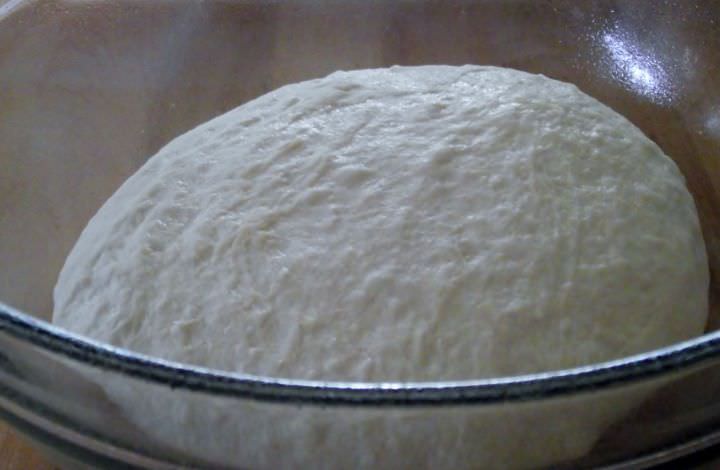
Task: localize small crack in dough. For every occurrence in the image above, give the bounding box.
[53,65,709,382]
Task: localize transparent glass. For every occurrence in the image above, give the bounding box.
[0,0,719,468]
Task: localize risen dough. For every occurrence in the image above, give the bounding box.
[53,65,708,381]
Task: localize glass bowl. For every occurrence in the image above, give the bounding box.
[1,0,719,468]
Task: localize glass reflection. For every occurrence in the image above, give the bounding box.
[601,28,672,104]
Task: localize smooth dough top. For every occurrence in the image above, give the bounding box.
[53,65,709,381]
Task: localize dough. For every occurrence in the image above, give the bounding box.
[53,65,709,381]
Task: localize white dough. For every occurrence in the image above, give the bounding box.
[53,65,708,382]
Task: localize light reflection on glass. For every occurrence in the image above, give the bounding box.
[601,29,672,104]
[0,0,25,19]
[705,111,720,138]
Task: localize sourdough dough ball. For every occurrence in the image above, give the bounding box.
[53,65,708,381]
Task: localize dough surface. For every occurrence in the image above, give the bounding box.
[53,65,708,381]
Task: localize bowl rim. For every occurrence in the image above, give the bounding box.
[2,302,720,406]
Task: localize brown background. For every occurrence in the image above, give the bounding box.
[0,422,53,469]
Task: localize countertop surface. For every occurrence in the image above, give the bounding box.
[0,422,54,470]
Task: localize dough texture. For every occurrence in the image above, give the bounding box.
[53,65,708,381]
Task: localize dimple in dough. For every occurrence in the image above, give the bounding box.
[53,65,709,382]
